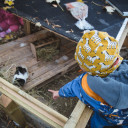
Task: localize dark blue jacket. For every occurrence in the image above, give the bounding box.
[59,60,128,125]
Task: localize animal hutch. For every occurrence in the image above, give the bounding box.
[0,0,128,127]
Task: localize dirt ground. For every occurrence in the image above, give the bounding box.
[28,66,82,118]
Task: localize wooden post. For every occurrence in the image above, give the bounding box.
[24,20,31,35]
[75,106,93,128]
[64,100,93,128]
[0,94,26,128]
[116,18,128,50]
[123,34,128,48]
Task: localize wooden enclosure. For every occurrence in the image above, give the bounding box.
[0,30,77,91]
[0,18,128,128]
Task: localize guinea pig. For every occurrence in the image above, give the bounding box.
[13,66,29,87]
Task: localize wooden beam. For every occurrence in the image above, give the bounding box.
[116,18,128,50]
[0,30,49,53]
[123,35,128,48]
[0,77,68,128]
[75,106,93,128]
[64,100,85,128]
[24,59,77,90]
[64,100,93,128]
[24,20,31,35]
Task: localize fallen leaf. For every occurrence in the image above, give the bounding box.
[44,18,50,25]
[66,31,71,33]
[52,4,57,8]
[54,25,61,28]
[35,22,41,27]
[66,29,74,33]
[104,6,115,14]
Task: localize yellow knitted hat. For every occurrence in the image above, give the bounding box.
[75,30,123,77]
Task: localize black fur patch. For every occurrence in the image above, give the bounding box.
[15,66,27,75]
[13,78,25,87]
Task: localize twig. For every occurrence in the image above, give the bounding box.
[91,1,104,7]
[5,64,16,74]
[57,3,64,11]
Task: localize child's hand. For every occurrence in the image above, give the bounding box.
[48,89,59,100]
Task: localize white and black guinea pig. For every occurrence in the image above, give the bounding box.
[13,66,29,87]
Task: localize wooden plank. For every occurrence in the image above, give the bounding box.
[28,63,54,80]
[1,55,35,73]
[75,107,93,128]
[27,49,75,81]
[24,59,77,90]
[30,43,38,59]
[0,77,68,128]
[64,100,87,128]
[123,35,128,48]
[24,20,31,35]
[0,43,29,57]
[116,18,128,50]
[0,30,49,53]
[0,46,31,64]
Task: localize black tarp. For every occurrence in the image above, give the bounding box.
[0,0,125,42]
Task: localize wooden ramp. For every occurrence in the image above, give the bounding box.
[0,30,77,91]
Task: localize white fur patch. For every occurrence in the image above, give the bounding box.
[13,72,29,83]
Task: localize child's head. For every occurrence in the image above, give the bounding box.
[75,30,123,77]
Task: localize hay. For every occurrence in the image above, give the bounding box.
[0,72,10,82]
[36,42,59,61]
[27,88,43,99]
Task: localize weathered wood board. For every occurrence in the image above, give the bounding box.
[0,30,77,91]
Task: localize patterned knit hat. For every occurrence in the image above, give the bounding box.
[75,30,123,77]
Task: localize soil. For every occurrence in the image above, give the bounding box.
[28,66,82,118]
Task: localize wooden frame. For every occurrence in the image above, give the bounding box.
[0,29,77,91]
[0,77,68,128]
[30,32,60,61]
[0,18,128,128]
[24,20,31,35]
